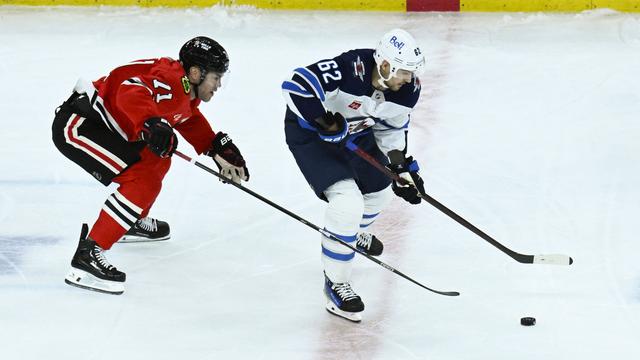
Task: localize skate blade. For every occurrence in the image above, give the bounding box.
[118,234,170,243]
[65,269,124,295]
[325,302,362,323]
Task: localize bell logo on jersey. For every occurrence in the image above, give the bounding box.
[181,76,191,94]
[389,36,405,50]
[348,101,362,110]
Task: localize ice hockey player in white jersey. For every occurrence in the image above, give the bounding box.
[281,29,427,322]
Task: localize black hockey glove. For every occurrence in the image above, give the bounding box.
[388,154,425,205]
[140,118,178,158]
[315,112,348,144]
[207,132,249,183]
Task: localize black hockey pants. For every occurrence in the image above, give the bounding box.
[51,92,144,186]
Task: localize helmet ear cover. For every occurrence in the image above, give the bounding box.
[185,64,214,86]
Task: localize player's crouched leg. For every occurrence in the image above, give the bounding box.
[357,186,393,256]
[322,179,366,322]
[115,148,172,244]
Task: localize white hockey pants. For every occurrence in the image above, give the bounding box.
[322,179,393,283]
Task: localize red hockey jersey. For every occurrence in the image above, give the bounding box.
[93,57,215,154]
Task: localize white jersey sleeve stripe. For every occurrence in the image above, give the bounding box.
[123,77,153,95]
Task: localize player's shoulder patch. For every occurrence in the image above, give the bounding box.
[338,49,374,85]
[353,56,366,82]
[181,76,191,94]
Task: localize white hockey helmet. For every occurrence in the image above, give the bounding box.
[374,28,425,80]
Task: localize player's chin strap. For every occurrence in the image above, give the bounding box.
[375,64,391,89]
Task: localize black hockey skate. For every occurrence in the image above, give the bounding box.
[356,232,383,256]
[119,217,170,243]
[65,223,125,295]
[324,273,364,322]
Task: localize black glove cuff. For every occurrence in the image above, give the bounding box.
[316,112,348,143]
[210,132,232,155]
[209,132,246,168]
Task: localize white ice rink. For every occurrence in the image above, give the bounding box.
[1,5,640,359]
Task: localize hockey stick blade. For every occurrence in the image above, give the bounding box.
[378,263,460,296]
[533,254,574,265]
[338,231,459,297]
[510,252,574,265]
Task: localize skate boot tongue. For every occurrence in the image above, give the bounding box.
[92,245,116,270]
[356,232,384,256]
[357,233,373,249]
[333,282,359,302]
[137,217,157,232]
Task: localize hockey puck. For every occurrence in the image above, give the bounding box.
[520,317,536,326]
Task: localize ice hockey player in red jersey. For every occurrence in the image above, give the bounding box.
[52,36,249,295]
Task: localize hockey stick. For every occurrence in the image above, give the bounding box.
[174,150,459,297]
[345,141,573,266]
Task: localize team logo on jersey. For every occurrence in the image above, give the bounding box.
[195,40,211,51]
[353,56,365,81]
[347,117,375,134]
[413,77,421,93]
[348,101,362,110]
[181,76,191,94]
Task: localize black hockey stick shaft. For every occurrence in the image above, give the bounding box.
[174,150,459,297]
[345,141,573,265]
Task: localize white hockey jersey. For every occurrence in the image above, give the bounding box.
[281,48,421,155]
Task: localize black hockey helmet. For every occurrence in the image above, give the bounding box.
[179,36,229,74]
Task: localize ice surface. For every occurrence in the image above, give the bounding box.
[1,6,640,359]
